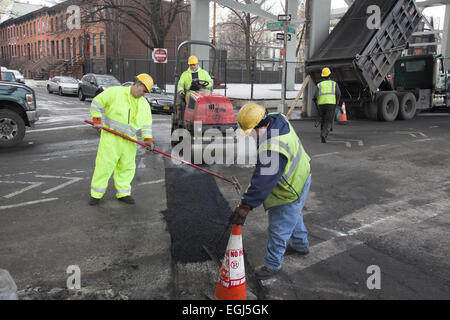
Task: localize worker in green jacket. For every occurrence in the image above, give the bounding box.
[89,73,155,206]
[313,67,341,143]
[176,55,213,121]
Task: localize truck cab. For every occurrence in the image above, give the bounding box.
[395,54,450,110]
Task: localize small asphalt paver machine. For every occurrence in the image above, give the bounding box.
[171,40,237,163]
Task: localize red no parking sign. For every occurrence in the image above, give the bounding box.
[153,48,168,63]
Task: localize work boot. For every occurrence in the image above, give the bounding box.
[255,266,280,280]
[117,196,135,205]
[285,244,309,256]
[89,197,101,206]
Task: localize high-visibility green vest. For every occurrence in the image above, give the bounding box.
[317,80,337,105]
[90,86,153,140]
[259,114,311,210]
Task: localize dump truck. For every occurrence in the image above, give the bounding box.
[305,0,444,121]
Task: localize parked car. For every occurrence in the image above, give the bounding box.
[1,71,17,82]
[47,76,79,95]
[9,70,25,84]
[0,81,39,147]
[78,74,121,101]
[144,85,174,114]
[122,81,173,114]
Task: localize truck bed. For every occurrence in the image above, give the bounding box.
[306,0,422,98]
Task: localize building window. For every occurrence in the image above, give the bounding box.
[100,32,104,56]
[51,40,55,57]
[79,36,83,57]
[51,18,53,33]
[62,39,65,59]
[38,21,40,34]
[56,40,59,58]
[26,24,29,37]
[47,40,49,57]
[55,17,58,32]
[92,34,97,57]
[73,37,76,57]
[33,22,36,35]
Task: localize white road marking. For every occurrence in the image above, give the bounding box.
[413,138,435,143]
[276,194,450,277]
[138,179,165,186]
[27,125,88,133]
[0,198,59,210]
[312,152,340,158]
[1,181,44,199]
[34,175,84,194]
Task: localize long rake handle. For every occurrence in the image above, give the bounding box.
[84,120,239,187]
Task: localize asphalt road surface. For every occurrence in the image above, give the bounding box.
[1,85,449,300]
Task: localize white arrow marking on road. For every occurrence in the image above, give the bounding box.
[0,198,59,211]
[34,175,84,194]
[1,181,45,199]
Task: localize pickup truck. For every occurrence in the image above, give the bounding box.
[0,81,39,147]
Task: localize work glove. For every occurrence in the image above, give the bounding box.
[230,203,251,226]
[144,138,155,152]
[189,80,200,91]
[92,117,102,132]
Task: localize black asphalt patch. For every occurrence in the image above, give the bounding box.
[163,162,233,263]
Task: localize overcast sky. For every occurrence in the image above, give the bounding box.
[16,0,448,30]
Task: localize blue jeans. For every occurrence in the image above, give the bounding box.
[265,174,311,270]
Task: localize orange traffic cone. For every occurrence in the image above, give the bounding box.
[214,224,246,300]
[338,102,348,124]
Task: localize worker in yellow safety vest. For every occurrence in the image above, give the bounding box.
[313,67,341,143]
[176,55,213,121]
[230,103,312,280]
[89,73,155,206]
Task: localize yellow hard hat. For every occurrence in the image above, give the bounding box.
[237,103,267,136]
[188,56,199,65]
[136,73,154,92]
[321,67,331,77]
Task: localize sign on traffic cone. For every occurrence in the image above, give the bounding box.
[338,102,348,124]
[214,224,246,300]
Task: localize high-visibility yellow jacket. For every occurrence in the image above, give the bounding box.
[90,86,153,141]
[177,66,213,102]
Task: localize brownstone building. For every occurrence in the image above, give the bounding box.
[0,0,189,82]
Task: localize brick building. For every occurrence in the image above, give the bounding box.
[0,0,189,81]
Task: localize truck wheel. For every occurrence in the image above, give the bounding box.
[78,89,86,101]
[377,92,399,121]
[397,92,416,120]
[0,110,26,148]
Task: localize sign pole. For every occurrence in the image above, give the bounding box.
[280,0,289,113]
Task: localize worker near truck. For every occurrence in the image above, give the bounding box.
[230,103,312,280]
[313,67,341,143]
[176,56,213,120]
[89,73,155,206]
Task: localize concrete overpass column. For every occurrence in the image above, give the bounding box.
[442,5,450,71]
[286,0,299,91]
[190,0,210,71]
[304,0,331,117]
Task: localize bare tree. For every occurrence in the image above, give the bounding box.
[218,1,274,82]
[78,0,189,88]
